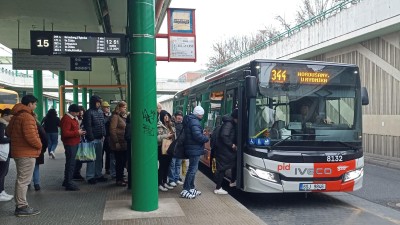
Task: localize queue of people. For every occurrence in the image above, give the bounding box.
[0,94,240,217]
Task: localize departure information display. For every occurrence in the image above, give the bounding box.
[31,31,126,57]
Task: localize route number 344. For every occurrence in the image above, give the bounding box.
[326,155,343,162]
[36,39,50,48]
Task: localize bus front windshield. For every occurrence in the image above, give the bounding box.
[248,62,362,146]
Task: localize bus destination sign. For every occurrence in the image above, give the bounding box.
[30,31,126,57]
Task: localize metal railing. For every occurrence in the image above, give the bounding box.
[209,0,363,72]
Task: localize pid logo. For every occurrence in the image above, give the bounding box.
[277,163,291,172]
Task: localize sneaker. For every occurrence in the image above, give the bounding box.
[180,190,196,199]
[34,184,41,191]
[177,180,184,185]
[96,176,108,182]
[214,188,228,195]
[0,191,13,199]
[189,189,201,196]
[14,206,40,217]
[168,182,177,187]
[65,185,80,191]
[164,183,174,190]
[72,175,85,181]
[229,181,236,187]
[50,152,55,159]
[158,185,168,192]
[0,191,13,201]
[88,178,97,185]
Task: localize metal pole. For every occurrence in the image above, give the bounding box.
[73,79,78,104]
[52,99,57,109]
[33,70,44,121]
[58,71,65,115]
[128,0,158,211]
[89,89,93,98]
[82,88,87,110]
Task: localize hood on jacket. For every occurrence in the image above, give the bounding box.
[0,117,8,125]
[89,95,102,109]
[11,103,32,116]
[222,114,234,123]
[159,110,171,126]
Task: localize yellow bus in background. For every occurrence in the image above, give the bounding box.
[0,88,19,110]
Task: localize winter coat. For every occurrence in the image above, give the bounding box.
[6,103,42,158]
[157,120,175,156]
[109,113,127,151]
[83,95,106,141]
[36,123,48,165]
[41,116,60,133]
[60,113,81,146]
[183,114,209,157]
[0,118,10,144]
[0,118,10,159]
[215,115,237,171]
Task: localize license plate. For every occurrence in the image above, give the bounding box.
[299,183,326,191]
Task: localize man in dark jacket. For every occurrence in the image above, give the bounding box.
[168,110,184,187]
[214,109,238,195]
[83,95,106,184]
[180,106,209,199]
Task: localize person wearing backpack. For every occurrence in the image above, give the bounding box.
[167,110,184,187]
[214,109,238,195]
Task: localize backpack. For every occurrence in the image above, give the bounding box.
[210,125,222,150]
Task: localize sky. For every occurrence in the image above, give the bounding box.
[156,0,300,79]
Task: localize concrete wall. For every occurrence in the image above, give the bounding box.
[308,31,400,160]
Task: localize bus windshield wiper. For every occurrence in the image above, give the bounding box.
[333,141,359,150]
[269,134,327,150]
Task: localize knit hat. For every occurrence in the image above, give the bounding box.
[193,106,204,116]
[68,104,80,113]
[231,108,238,119]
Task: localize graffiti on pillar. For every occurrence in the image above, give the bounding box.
[142,108,157,136]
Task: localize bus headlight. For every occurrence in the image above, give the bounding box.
[343,167,363,182]
[247,165,281,184]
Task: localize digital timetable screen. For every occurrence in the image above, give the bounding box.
[31,31,126,57]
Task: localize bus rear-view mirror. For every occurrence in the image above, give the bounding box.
[245,76,257,98]
[361,87,369,105]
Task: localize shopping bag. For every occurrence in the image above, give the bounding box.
[75,137,96,162]
[161,139,172,155]
[0,143,10,161]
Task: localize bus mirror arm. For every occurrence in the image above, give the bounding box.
[245,76,257,98]
[361,87,369,106]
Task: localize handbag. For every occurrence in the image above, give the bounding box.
[0,143,10,161]
[161,139,172,155]
[75,136,96,162]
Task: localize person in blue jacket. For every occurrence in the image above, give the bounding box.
[180,106,209,199]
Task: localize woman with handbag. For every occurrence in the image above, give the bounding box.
[109,101,128,187]
[0,108,13,201]
[157,110,175,191]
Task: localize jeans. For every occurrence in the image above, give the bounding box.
[183,156,200,191]
[64,145,78,186]
[168,157,182,183]
[14,158,35,208]
[86,139,103,180]
[47,132,59,154]
[109,152,116,177]
[32,164,40,185]
[0,157,10,192]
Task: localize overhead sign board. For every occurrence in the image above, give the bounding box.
[30,31,126,57]
[12,49,92,71]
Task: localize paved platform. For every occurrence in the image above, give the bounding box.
[0,144,266,225]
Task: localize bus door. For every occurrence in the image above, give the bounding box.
[224,88,240,184]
